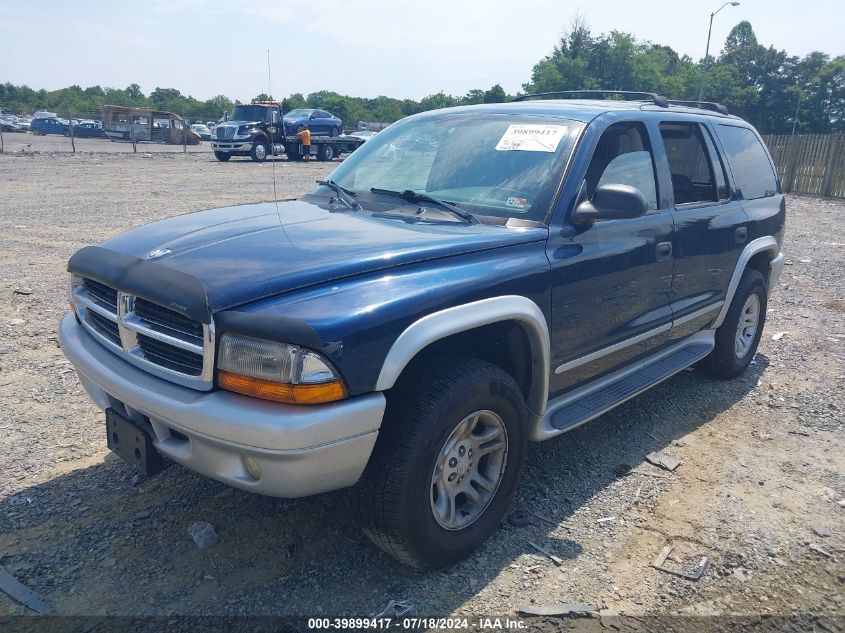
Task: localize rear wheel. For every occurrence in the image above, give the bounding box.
[330,126,340,137]
[214,151,231,162]
[317,143,336,161]
[356,356,528,568]
[701,268,767,378]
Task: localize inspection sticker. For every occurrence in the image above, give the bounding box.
[495,124,567,152]
[506,196,528,209]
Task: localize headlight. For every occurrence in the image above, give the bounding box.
[217,334,346,404]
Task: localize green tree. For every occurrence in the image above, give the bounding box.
[483,84,507,103]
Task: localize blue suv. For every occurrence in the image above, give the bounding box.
[283,108,343,136]
[59,91,785,568]
[31,116,70,136]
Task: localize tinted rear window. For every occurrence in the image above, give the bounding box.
[716,125,778,200]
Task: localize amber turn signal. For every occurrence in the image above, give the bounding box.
[218,370,347,405]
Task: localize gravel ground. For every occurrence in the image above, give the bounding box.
[0,152,843,626]
[0,131,211,154]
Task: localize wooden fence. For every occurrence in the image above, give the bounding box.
[762,133,845,198]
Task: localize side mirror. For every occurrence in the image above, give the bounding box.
[572,184,648,224]
[271,110,279,124]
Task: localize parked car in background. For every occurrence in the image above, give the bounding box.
[0,116,24,132]
[16,116,31,131]
[71,121,106,138]
[346,130,377,142]
[30,117,69,135]
[191,123,212,141]
[283,108,343,136]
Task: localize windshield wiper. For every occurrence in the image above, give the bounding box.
[370,188,477,224]
[317,179,361,211]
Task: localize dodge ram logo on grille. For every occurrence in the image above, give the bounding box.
[145,248,171,260]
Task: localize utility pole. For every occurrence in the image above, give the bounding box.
[698,2,740,104]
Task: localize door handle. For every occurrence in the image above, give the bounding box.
[656,241,672,261]
[735,226,748,244]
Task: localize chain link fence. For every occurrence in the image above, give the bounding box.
[0,105,213,154]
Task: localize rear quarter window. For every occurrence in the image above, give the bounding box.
[716,125,778,200]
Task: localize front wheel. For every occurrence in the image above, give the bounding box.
[355,356,528,568]
[214,151,231,162]
[701,268,767,378]
[330,126,340,137]
[250,140,269,162]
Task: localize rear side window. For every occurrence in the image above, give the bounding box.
[659,122,718,205]
[716,125,778,200]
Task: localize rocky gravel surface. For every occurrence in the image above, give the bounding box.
[0,152,842,628]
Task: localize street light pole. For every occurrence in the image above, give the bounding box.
[698,1,740,104]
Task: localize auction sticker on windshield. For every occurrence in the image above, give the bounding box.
[495,124,567,152]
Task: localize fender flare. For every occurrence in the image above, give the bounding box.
[374,296,550,417]
[713,236,780,328]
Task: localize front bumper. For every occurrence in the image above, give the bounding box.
[210,140,253,152]
[58,314,384,497]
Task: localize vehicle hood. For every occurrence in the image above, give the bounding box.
[82,199,548,318]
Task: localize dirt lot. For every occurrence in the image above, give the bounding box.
[0,152,843,627]
[0,131,211,155]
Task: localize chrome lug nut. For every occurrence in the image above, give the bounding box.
[458,446,466,457]
[448,473,456,482]
[448,457,458,468]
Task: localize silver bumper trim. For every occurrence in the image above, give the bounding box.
[211,141,252,152]
[769,252,785,290]
[59,314,385,497]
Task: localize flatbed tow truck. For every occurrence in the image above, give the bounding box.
[210,100,365,162]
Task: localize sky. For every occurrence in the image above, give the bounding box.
[2,0,843,103]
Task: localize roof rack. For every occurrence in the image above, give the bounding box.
[666,100,729,115]
[511,90,669,108]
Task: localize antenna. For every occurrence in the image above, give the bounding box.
[267,49,278,207]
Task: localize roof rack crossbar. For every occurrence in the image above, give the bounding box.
[665,100,729,115]
[511,90,669,108]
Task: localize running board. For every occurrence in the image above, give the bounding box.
[532,332,714,441]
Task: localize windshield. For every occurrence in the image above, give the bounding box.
[285,109,311,118]
[230,105,269,122]
[328,113,582,223]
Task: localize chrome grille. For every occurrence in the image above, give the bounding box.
[87,310,121,345]
[136,333,204,376]
[216,125,236,140]
[72,275,215,390]
[82,278,117,311]
[134,297,204,340]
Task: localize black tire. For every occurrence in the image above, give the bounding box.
[356,356,528,569]
[701,268,767,378]
[250,139,269,162]
[317,143,336,161]
[214,151,231,162]
[330,126,340,137]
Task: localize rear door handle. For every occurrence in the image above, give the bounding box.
[735,226,748,244]
[656,241,672,261]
